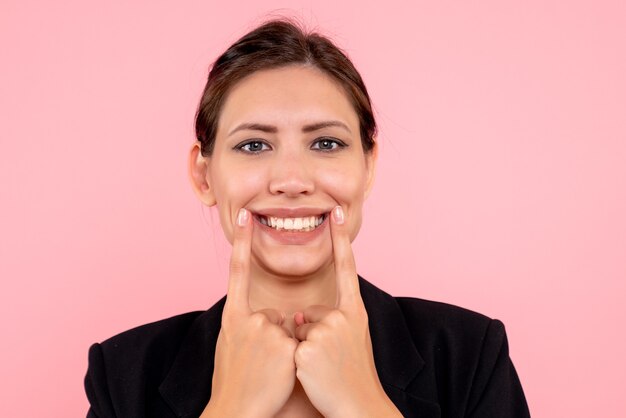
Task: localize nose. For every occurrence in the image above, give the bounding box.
[268,151,315,197]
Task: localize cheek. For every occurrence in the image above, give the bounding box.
[213,165,267,242]
[316,166,367,241]
[317,164,368,203]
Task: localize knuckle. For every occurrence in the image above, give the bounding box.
[306,325,325,340]
[284,338,298,353]
[249,311,268,327]
[326,310,345,326]
[306,329,320,341]
[229,259,246,276]
[267,324,286,340]
[294,341,311,363]
[294,346,304,364]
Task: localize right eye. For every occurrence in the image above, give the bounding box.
[235,140,271,154]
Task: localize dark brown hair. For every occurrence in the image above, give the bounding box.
[194,18,377,156]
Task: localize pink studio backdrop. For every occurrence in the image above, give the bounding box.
[1,1,625,416]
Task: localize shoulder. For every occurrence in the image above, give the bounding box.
[84,310,208,417]
[395,295,501,336]
[95,311,203,354]
[392,296,529,416]
[394,295,506,358]
[94,310,203,362]
[360,276,529,415]
[359,277,529,415]
[359,276,506,358]
[88,310,207,380]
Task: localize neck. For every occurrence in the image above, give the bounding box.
[247,262,337,317]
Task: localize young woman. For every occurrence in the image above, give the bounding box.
[84,18,530,418]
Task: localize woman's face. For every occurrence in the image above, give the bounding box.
[195,64,376,278]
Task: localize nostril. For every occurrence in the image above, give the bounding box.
[268,176,315,196]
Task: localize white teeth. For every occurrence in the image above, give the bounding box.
[259,214,325,231]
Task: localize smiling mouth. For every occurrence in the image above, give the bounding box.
[255,213,328,232]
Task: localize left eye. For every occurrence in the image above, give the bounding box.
[312,138,342,151]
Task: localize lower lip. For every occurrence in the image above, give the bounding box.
[253,214,329,245]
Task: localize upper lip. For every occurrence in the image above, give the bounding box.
[251,207,330,218]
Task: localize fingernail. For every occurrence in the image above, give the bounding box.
[237,208,248,226]
[333,206,344,225]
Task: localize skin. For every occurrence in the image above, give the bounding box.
[189,65,401,417]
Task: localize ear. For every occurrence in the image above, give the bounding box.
[188,141,217,206]
[363,141,378,199]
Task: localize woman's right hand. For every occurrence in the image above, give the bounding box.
[201,208,298,418]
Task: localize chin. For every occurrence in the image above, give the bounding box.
[255,250,330,279]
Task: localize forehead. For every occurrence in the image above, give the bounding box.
[217,65,359,134]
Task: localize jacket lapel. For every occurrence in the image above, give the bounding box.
[358,277,441,417]
[159,276,439,418]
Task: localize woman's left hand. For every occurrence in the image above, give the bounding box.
[293,206,402,418]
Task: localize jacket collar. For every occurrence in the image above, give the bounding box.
[159,276,437,418]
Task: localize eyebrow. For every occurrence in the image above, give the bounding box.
[227,120,352,137]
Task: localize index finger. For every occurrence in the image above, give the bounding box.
[330,205,362,310]
[224,207,253,317]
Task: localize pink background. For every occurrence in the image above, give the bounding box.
[1,1,625,416]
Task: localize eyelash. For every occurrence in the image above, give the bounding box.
[234,137,346,154]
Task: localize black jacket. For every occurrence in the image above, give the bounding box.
[84,276,530,417]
